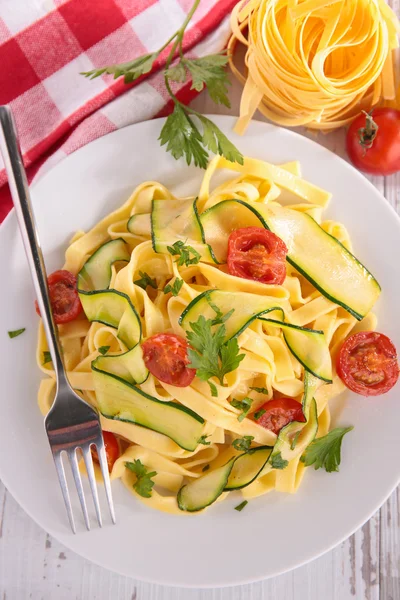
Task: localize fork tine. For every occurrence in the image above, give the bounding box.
[68,449,90,531]
[82,447,102,528]
[97,444,116,524]
[53,451,76,534]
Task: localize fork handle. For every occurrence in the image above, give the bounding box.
[0,106,67,382]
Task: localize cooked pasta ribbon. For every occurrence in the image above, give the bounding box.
[36,155,378,513]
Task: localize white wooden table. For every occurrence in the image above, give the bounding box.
[1,46,399,600]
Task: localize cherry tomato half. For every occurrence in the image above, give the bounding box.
[35,270,82,324]
[346,109,400,176]
[91,432,120,472]
[227,227,288,285]
[337,331,399,396]
[254,397,305,435]
[142,333,195,387]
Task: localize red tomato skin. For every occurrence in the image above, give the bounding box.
[142,333,195,387]
[91,432,120,472]
[255,397,305,435]
[227,227,288,285]
[35,270,82,324]
[346,109,400,176]
[337,331,399,396]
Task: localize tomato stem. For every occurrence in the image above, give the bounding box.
[358,110,378,154]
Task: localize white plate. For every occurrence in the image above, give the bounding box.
[0,116,399,588]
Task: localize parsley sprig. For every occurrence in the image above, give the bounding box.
[81,0,243,169]
[186,313,245,396]
[167,241,201,267]
[301,426,353,473]
[230,397,253,422]
[125,460,157,498]
[164,278,184,296]
[134,271,157,291]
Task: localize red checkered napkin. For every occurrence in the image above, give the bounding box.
[0,0,237,222]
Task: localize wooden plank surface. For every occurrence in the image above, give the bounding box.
[1,1,399,596]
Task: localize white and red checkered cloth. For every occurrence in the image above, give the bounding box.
[0,0,237,222]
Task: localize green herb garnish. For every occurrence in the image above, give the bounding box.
[43,351,52,365]
[134,271,157,290]
[202,464,210,472]
[164,278,184,296]
[98,346,110,356]
[186,314,245,395]
[230,397,253,422]
[207,298,234,326]
[253,408,266,421]
[250,387,269,395]
[234,500,248,512]
[167,240,201,267]
[8,328,25,339]
[270,452,289,470]
[125,460,157,498]
[232,435,254,452]
[301,426,353,473]
[197,434,211,446]
[82,1,243,168]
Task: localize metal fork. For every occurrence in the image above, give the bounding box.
[0,106,116,533]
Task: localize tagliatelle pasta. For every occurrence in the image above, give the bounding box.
[229,0,400,132]
[36,155,379,514]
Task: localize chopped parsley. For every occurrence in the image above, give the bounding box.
[134,271,157,290]
[234,500,248,512]
[125,460,157,498]
[167,240,201,267]
[163,278,184,296]
[230,397,253,422]
[98,345,110,356]
[232,435,254,452]
[8,328,26,339]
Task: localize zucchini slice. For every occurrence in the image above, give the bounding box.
[79,289,141,349]
[179,289,284,340]
[177,373,320,511]
[225,446,272,490]
[127,213,151,237]
[177,458,235,511]
[151,197,218,264]
[258,372,320,478]
[93,370,205,452]
[92,343,148,385]
[252,202,380,320]
[260,313,332,382]
[77,238,130,292]
[200,199,264,262]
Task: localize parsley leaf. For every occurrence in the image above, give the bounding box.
[254,408,266,421]
[125,460,157,498]
[82,52,158,83]
[167,239,201,267]
[186,315,245,390]
[234,500,248,512]
[134,271,157,290]
[164,278,184,296]
[159,105,209,169]
[98,345,110,356]
[198,434,211,446]
[182,54,231,107]
[207,298,234,325]
[301,426,353,473]
[230,397,253,422]
[43,351,52,365]
[197,114,244,165]
[250,387,269,395]
[202,464,210,472]
[270,452,289,470]
[232,435,254,452]
[8,328,25,338]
